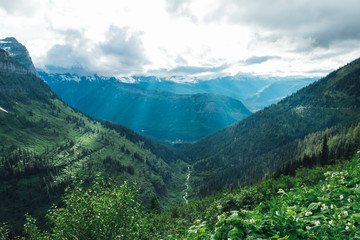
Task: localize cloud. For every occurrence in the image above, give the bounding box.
[0,0,39,15]
[43,25,148,75]
[147,63,230,80]
[208,0,360,50]
[43,29,93,74]
[169,64,229,74]
[175,55,188,65]
[99,26,149,71]
[166,0,198,22]
[242,56,280,65]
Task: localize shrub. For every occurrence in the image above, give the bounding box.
[46,174,147,239]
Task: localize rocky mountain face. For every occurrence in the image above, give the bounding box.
[0,48,31,74]
[0,37,39,77]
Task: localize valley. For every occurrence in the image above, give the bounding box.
[0,47,188,232]
[39,72,252,143]
[39,72,315,143]
[0,38,360,239]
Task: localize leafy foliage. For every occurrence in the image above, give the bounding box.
[46,175,146,240]
[1,176,147,240]
[183,151,360,239]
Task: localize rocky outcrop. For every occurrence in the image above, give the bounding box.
[0,37,39,77]
[0,49,32,74]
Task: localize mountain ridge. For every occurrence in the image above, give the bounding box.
[180,57,360,196]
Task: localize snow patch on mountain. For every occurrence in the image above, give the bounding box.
[114,76,137,83]
[60,74,81,82]
[169,76,198,83]
[254,84,271,98]
[0,107,8,113]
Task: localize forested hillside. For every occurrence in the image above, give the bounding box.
[0,49,187,233]
[2,147,359,239]
[179,57,360,197]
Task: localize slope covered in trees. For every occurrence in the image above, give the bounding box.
[2,149,360,239]
[0,48,187,233]
[178,57,360,197]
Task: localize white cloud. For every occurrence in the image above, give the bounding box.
[208,0,360,49]
[1,0,360,78]
[98,26,149,74]
[0,0,41,15]
[43,26,148,75]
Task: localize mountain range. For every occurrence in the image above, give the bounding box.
[40,72,252,143]
[1,38,360,236]
[38,71,315,143]
[125,75,317,112]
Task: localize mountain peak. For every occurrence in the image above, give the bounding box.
[0,37,39,77]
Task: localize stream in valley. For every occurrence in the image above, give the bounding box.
[183,166,191,204]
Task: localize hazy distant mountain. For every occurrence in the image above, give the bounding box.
[121,75,317,112]
[40,72,252,143]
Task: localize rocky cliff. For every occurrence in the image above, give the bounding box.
[0,37,39,77]
[0,49,32,74]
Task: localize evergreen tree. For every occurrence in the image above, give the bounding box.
[150,197,161,213]
[320,135,329,165]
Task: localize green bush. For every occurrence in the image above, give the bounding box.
[3,174,148,240]
[46,174,146,239]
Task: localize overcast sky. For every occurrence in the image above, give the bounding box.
[1,0,360,78]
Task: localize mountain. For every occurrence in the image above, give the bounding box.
[39,72,252,143]
[0,37,39,77]
[113,75,317,112]
[0,48,32,74]
[179,57,360,197]
[0,42,186,232]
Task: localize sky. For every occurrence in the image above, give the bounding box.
[1,0,360,79]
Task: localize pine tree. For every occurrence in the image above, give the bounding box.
[320,135,329,165]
